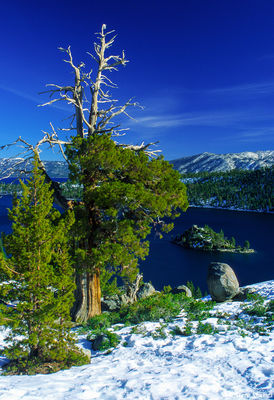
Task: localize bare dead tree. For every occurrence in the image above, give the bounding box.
[38,24,160,158]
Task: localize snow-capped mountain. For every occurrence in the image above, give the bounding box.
[1,150,274,179]
[0,158,69,179]
[170,150,274,173]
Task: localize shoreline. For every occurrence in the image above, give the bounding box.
[188,204,274,215]
[1,194,273,215]
[172,241,256,254]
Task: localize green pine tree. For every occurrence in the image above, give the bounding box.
[0,156,88,373]
[230,237,236,248]
[67,133,188,321]
[36,25,188,322]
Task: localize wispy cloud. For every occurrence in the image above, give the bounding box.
[235,127,274,143]
[0,84,69,112]
[142,80,274,101]
[0,85,40,103]
[214,127,274,146]
[207,81,274,97]
[131,109,274,129]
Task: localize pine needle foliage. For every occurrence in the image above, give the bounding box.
[67,133,188,286]
[0,156,88,372]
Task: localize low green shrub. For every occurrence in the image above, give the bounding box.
[267,300,274,313]
[151,324,168,340]
[2,348,89,375]
[118,292,189,324]
[183,298,215,321]
[84,292,215,340]
[131,325,148,336]
[80,312,120,333]
[171,322,193,336]
[88,330,120,351]
[196,322,217,335]
[243,294,269,318]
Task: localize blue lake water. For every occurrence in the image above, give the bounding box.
[0,195,273,292]
[139,207,274,292]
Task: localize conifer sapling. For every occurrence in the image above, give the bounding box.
[0,155,89,373]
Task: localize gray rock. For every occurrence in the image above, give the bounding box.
[171,285,192,297]
[81,348,91,361]
[101,280,157,311]
[91,334,109,351]
[137,282,156,300]
[207,262,239,302]
[101,294,121,312]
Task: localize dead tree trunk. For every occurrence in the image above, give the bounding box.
[125,273,143,303]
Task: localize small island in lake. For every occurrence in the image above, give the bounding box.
[173,224,255,254]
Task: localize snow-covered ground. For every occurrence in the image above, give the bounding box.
[0,281,273,400]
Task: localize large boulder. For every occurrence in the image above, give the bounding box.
[207,262,239,302]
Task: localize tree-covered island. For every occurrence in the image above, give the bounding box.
[173,225,255,253]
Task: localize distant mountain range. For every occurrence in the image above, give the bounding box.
[0,150,273,179]
[0,158,69,180]
[170,150,274,173]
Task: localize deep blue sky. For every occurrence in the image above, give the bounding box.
[0,0,273,161]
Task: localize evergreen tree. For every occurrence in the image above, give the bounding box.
[67,133,188,321]
[18,25,189,322]
[184,166,274,212]
[230,237,236,248]
[0,156,88,373]
[244,240,250,250]
[0,235,5,259]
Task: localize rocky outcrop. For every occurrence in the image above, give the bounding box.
[137,282,156,300]
[171,285,192,297]
[207,262,239,302]
[173,225,208,250]
[101,281,157,312]
[101,295,122,312]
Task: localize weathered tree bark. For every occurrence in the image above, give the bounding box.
[70,273,89,323]
[87,271,101,318]
[125,273,143,303]
[71,271,101,323]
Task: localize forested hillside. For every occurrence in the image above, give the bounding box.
[182,166,273,212]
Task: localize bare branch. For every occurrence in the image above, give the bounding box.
[97,99,141,131]
[116,141,161,158]
[40,123,71,162]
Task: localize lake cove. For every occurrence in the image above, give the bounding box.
[0,196,273,293]
[139,207,274,293]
